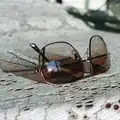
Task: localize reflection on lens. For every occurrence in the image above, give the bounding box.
[89,35,110,75]
[41,42,84,84]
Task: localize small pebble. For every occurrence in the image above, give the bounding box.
[105,103,111,109]
[114,104,119,110]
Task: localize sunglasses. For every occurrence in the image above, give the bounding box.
[1,35,110,84]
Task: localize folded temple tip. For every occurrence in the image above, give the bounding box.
[30,43,40,53]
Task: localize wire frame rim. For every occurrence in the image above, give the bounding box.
[40,41,83,61]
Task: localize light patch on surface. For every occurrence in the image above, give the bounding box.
[0,17,20,32]
[27,17,62,29]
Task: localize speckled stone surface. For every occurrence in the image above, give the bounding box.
[0,0,120,120]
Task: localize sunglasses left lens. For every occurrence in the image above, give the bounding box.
[89,35,110,75]
[40,42,84,84]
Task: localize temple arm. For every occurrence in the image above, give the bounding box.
[30,43,49,62]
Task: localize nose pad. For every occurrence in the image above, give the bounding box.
[83,61,90,73]
[71,50,79,61]
[85,48,89,59]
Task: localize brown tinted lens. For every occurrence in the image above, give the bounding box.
[41,42,84,84]
[89,35,110,75]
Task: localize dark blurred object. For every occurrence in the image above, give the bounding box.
[56,0,62,4]
[66,7,120,33]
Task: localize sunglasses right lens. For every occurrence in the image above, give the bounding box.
[40,42,84,84]
[89,35,110,75]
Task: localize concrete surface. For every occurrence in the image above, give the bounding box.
[0,0,120,120]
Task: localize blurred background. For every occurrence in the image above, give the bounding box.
[48,0,120,33]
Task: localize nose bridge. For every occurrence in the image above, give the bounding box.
[83,60,91,73]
